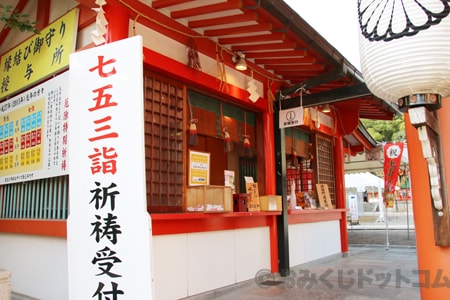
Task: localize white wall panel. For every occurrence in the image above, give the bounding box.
[152,227,271,298]
[0,234,68,300]
[1,222,339,299]
[289,220,341,267]
[235,227,271,282]
[187,230,235,296]
[152,234,188,300]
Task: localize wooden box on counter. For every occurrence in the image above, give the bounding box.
[185,185,233,213]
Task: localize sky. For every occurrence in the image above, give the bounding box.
[283,0,361,70]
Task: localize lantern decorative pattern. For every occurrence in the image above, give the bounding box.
[358,0,450,107]
[358,0,450,246]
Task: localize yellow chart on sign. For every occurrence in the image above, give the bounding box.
[189,150,210,185]
[0,98,45,175]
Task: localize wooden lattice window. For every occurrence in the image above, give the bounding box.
[315,134,336,207]
[144,72,185,212]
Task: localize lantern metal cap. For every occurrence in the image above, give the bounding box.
[398,93,441,112]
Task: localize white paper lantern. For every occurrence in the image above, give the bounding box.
[358,0,450,106]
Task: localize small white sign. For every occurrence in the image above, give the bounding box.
[349,194,359,222]
[244,176,254,183]
[279,106,304,128]
[365,149,381,161]
[268,199,277,211]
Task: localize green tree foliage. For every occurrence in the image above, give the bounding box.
[0,4,39,34]
[361,114,405,142]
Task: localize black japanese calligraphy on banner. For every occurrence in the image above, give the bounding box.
[67,36,153,299]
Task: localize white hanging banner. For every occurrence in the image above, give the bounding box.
[279,106,304,129]
[67,36,153,299]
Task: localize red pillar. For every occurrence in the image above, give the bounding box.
[269,215,279,273]
[263,111,276,194]
[36,0,51,30]
[263,110,278,272]
[104,4,129,43]
[405,101,450,299]
[334,135,348,253]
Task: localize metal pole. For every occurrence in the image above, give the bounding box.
[406,167,411,240]
[406,188,410,240]
[274,96,290,277]
[385,202,390,250]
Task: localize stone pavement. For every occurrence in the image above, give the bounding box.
[184,246,420,300]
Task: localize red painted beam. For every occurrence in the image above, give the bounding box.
[0,219,67,237]
[77,4,97,30]
[246,50,307,59]
[170,0,242,19]
[152,0,193,9]
[143,47,268,112]
[150,212,279,235]
[205,23,272,37]
[334,136,349,253]
[288,209,345,224]
[255,57,316,65]
[219,32,285,45]
[351,129,375,151]
[36,0,51,30]
[188,12,258,28]
[232,42,297,52]
[76,0,279,85]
